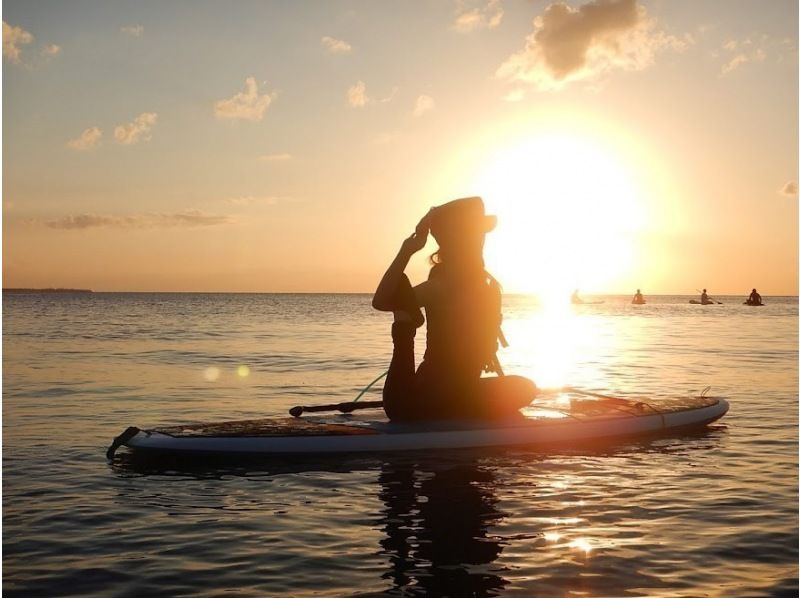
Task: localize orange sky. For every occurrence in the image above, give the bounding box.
[3,0,798,295]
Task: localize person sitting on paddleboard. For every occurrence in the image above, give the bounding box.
[700,289,710,304]
[747,288,762,305]
[632,289,645,304]
[372,196,536,422]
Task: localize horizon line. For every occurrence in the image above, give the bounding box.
[3,288,798,297]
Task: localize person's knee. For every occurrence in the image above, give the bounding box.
[504,375,536,397]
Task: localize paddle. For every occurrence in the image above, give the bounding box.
[289,400,383,417]
[288,385,634,417]
[289,370,389,417]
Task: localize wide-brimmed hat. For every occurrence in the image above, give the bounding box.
[429,196,496,243]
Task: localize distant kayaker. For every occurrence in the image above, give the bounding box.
[372,197,536,422]
[746,288,763,306]
[571,289,583,305]
[700,289,710,305]
[632,289,645,305]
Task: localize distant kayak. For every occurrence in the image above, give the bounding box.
[107,394,729,458]
[632,299,646,305]
[573,300,605,305]
[689,300,718,305]
[743,300,764,306]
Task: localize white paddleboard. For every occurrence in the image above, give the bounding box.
[108,395,729,458]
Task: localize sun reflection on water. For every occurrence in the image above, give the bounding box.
[568,538,594,554]
[503,299,618,393]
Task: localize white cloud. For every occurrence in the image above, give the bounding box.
[496,0,691,91]
[214,77,273,121]
[780,181,797,197]
[347,80,369,107]
[452,0,504,33]
[67,127,103,151]
[413,94,435,117]
[41,44,61,57]
[321,36,352,54]
[121,25,144,37]
[45,210,234,230]
[258,153,293,161]
[3,21,33,63]
[114,112,158,145]
[719,36,768,75]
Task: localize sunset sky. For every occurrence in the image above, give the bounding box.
[3,0,798,294]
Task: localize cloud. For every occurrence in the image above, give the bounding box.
[780,181,798,197]
[413,94,435,117]
[452,0,504,33]
[44,210,234,230]
[67,127,103,151]
[121,25,144,37]
[225,195,283,206]
[3,21,34,63]
[114,112,158,145]
[321,36,352,54]
[214,77,274,121]
[496,0,691,90]
[718,36,768,75]
[347,80,369,107]
[41,44,61,57]
[258,153,292,161]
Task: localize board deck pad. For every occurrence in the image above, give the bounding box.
[148,396,721,438]
[153,417,380,438]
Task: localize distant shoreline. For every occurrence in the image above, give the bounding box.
[3,288,93,294]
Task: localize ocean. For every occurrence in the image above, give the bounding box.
[2,292,798,596]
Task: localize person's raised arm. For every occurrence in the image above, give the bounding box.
[372,213,430,311]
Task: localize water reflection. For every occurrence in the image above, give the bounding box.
[377,460,507,595]
[106,427,730,595]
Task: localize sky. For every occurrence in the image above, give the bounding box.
[2,0,798,295]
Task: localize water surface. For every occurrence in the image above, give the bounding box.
[3,293,798,596]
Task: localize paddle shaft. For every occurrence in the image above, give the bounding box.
[290,400,384,417]
[289,385,632,417]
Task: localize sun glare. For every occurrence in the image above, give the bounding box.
[471,134,648,300]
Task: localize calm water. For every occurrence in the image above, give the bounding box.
[3,293,798,596]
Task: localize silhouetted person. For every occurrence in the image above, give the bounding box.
[373,197,535,421]
[632,289,645,304]
[747,288,763,305]
[571,289,583,304]
[700,289,710,304]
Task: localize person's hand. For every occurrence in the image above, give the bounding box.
[400,211,431,255]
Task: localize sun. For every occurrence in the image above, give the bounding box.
[469,133,648,301]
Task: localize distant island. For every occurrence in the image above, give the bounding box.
[3,288,93,294]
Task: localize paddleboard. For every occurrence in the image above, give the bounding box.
[689,300,717,305]
[108,394,729,458]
